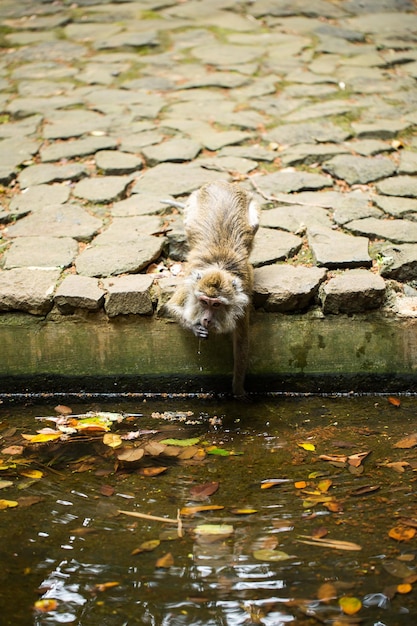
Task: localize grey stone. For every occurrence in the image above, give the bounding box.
[323,154,397,184]
[54,275,105,313]
[0,115,43,139]
[352,120,411,139]
[18,80,75,98]
[0,268,61,315]
[142,139,202,166]
[6,205,102,242]
[345,217,417,243]
[251,171,333,196]
[308,226,371,268]
[131,163,229,197]
[254,264,327,312]
[194,155,258,175]
[374,195,417,218]
[191,43,264,66]
[398,151,417,175]
[218,145,276,162]
[95,150,143,175]
[93,216,162,245]
[4,236,78,270]
[103,274,154,317]
[260,204,332,232]
[43,110,111,140]
[11,62,78,81]
[93,30,159,51]
[6,95,84,117]
[18,163,87,188]
[9,184,70,213]
[119,131,165,153]
[250,227,302,267]
[376,175,417,198]
[111,195,163,217]
[280,143,348,167]
[72,176,132,203]
[266,121,350,145]
[319,270,386,314]
[75,238,164,277]
[40,136,118,162]
[0,137,41,180]
[378,244,417,281]
[347,139,395,156]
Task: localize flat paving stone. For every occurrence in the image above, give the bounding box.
[323,154,397,185]
[72,176,132,203]
[261,204,332,232]
[254,264,327,312]
[18,163,87,188]
[75,238,164,277]
[95,151,143,174]
[40,136,118,163]
[308,226,372,268]
[376,175,417,198]
[345,217,417,243]
[0,268,61,315]
[378,243,417,281]
[54,275,105,313]
[5,205,102,242]
[4,236,78,269]
[250,227,302,267]
[131,163,229,197]
[142,138,202,166]
[9,184,70,213]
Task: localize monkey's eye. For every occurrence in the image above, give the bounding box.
[212,301,221,308]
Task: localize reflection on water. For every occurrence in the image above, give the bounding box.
[1,395,417,625]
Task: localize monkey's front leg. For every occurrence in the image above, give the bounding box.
[232,311,250,398]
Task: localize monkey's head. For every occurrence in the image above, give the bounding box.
[191,268,249,334]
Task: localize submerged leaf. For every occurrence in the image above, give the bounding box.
[394,433,417,449]
[253,549,294,562]
[132,539,160,555]
[103,433,122,449]
[189,481,219,500]
[194,524,234,538]
[388,526,416,541]
[159,438,200,447]
[155,552,174,568]
[117,447,144,463]
[34,599,58,612]
[339,596,362,615]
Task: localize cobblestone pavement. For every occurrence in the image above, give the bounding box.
[1,0,417,320]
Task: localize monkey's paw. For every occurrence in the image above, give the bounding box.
[193,324,209,339]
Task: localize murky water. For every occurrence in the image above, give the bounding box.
[1,394,417,625]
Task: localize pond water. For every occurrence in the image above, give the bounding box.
[1,394,417,626]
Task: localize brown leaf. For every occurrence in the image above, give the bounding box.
[17,495,44,507]
[347,451,370,467]
[312,527,328,539]
[388,396,401,407]
[1,445,24,455]
[138,467,168,477]
[394,433,417,449]
[117,447,144,463]
[100,484,115,497]
[143,441,166,456]
[190,481,219,500]
[350,484,380,496]
[317,582,337,602]
[54,405,73,415]
[155,552,174,568]
[388,526,416,541]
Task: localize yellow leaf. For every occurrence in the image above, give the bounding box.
[180,505,224,516]
[0,499,18,509]
[22,432,62,443]
[397,583,412,594]
[294,481,307,489]
[94,581,120,592]
[318,479,332,493]
[339,596,362,615]
[103,433,122,448]
[388,526,416,541]
[20,469,43,479]
[298,442,315,451]
[34,599,58,612]
[155,552,174,568]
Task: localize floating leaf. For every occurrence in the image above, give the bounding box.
[297,535,361,550]
[253,549,293,562]
[34,599,58,612]
[100,484,114,497]
[394,433,417,449]
[298,442,315,451]
[261,479,289,489]
[205,446,242,456]
[294,481,308,489]
[54,405,72,415]
[1,445,24,455]
[20,469,43,479]
[155,552,174,568]
[0,480,13,489]
[339,596,362,615]
[318,479,332,493]
[190,481,219,500]
[103,433,122,449]
[388,526,416,541]
[0,499,18,509]
[230,508,258,515]
[194,524,234,538]
[180,505,224,516]
[350,484,380,496]
[22,432,62,443]
[160,438,200,447]
[319,454,348,464]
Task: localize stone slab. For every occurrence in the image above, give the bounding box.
[4,236,78,269]
[308,226,371,268]
[102,274,154,317]
[254,264,327,312]
[0,268,61,315]
[5,205,102,242]
[319,269,386,314]
[75,238,164,277]
[54,275,105,313]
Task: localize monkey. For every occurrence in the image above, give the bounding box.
[166,180,259,397]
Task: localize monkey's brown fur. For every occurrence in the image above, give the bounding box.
[167,181,259,397]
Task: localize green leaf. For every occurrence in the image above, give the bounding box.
[159,437,200,447]
[253,549,294,562]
